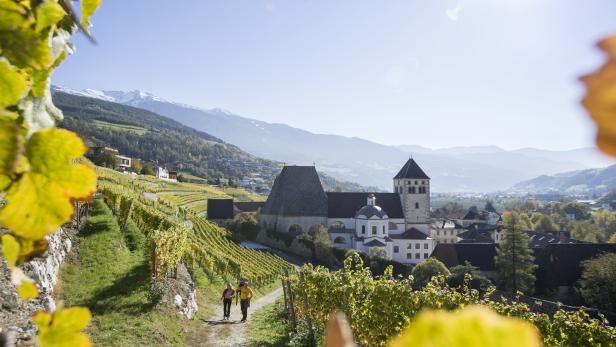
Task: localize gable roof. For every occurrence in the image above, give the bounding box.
[525,230,587,248]
[394,158,430,179]
[207,199,234,220]
[432,243,497,271]
[364,239,387,247]
[261,166,328,217]
[390,227,429,240]
[327,192,404,218]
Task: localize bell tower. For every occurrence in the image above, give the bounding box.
[393,158,430,226]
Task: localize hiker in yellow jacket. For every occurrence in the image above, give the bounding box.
[236,281,253,322]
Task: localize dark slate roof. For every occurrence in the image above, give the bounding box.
[356,205,388,219]
[432,243,497,271]
[457,229,494,243]
[534,243,616,286]
[207,199,234,220]
[327,192,403,218]
[364,239,387,247]
[261,166,328,217]
[526,230,587,248]
[463,210,479,220]
[394,158,430,179]
[233,201,265,213]
[389,227,429,240]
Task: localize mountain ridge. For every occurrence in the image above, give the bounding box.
[52,85,615,192]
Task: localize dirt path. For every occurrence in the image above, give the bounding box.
[200,287,283,347]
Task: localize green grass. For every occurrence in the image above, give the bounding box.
[246,302,293,346]
[93,120,148,135]
[58,199,185,347]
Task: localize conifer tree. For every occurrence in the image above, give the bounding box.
[495,212,537,294]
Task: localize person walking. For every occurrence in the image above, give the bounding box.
[236,281,253,322]
[221,283,235,320]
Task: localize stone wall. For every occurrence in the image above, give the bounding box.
[0,226,74,344]
[166,262,198,320]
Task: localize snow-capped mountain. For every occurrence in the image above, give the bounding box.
[51,85,168,106]
[51,85,616,192]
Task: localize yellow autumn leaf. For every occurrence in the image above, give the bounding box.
[388,306,542,347]
[0,59,27,109]
[1,234,19,267]
[34,307,92,347]
[17,280,38,299]
[0,128,96,239]
[35,0,65,32]
[581,35,616,156]
[81,0,101,27]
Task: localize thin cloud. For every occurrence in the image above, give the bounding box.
[446,0,465,21]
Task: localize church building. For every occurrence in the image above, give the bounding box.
[260,159,436,264]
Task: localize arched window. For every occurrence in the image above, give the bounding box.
[333,236,346,244]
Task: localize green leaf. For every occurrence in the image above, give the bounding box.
[0,29,52,69]
[35,0,65,32]
[0,128,96,239]
[81,0,101,27]
[1,234,19,267]
[34,307,92,347]
[0,0,30,31]
[0,59,27,109]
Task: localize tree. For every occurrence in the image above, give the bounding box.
[484,201,497,213]
[593,210,616,240]
[609,233,616,243]
[88,149,119,168]
[141,162,155,176]
[495,212,537,294]
[448,261,492,291]
[559,202,592,221]
[368,247,388,259]
[571,221,603,243]
[226,213,260,241]
[411,257,450,289]
[533,214,558,232]
[577,253,616,312]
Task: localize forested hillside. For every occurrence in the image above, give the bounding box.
[512,164,616,195]
[54,92,280,182]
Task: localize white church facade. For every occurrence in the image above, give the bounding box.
[260,159,436,264]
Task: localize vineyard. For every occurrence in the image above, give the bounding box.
[282,253,616,347]
[97,167,293,287]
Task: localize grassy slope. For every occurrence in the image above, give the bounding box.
[58,198,282,346]
[246,302,293,347]
[58,199,186,346]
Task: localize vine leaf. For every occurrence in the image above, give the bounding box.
[81,0,101,27]
[1,234,19,267]
[388,306,541,347]
[35,0,65,32]
[17,280,38,299]
[581,35,616,156]
[34,307,92,347]
[0,117,23,190]
[0,59,27,109]
[0,128,96,240]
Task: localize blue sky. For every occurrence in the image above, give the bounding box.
[54,0,616,150]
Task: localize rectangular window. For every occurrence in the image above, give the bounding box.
[415,253,420,259]
[415,181,418,185]
[415,202,419,209]
[410,186,416,194]
[382,225,385,233]
[450,230,454,236]
[436,230,440,236]
[394,246,399,253]
[408,187,412,194]
[361,225,365,234]
[415,243,420,249]
[424,243,428,249]
[407,253,412,259]
[372,226,377,235]
[407,244,413,249]
[424,253,428,259]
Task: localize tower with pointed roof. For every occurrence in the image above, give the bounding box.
[393,158,431,227]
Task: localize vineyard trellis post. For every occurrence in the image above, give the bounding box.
[298,270,315,346]
[283,270,297,331]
